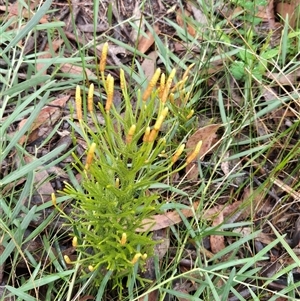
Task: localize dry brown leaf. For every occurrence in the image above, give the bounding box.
[141,51,158,80]
[187,1,208,25]
[130,1,145,43]
[265,71,300,85]
[220,152,230,176]
[186,123,221,157]
[60,63,96,79]
[176,8,196,37]
[0,1,48,24]
[137,25,160,54]
[173,281,191,301]
[137,202,200,232]
[137,199,246,232]
[276,2,299,29]
[24,157,54,203]
[36,39,64,75]
[18,95,70,144]
[210,212,225,253]
[256,0,275,23]
[138,290,158,301]
[185,124,221,180]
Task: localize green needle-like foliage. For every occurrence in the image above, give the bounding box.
[56,46,198,289]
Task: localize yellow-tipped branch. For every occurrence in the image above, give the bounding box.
[105,75,114,112]
[159,73,165,99]
[120,69,127,93]
[131,253,142,264]
[126,124,136,144]
[120,233,127,245]
[186,109,194,119]
[64,255,72,264]
[172,144,185,163]
[88,83,94,113]
[72,236,78,248]
[148,129,158,142]
[153,107,168,131]
[142,68,161,101]
[75,85,82,120]
[85,142,97,170]
[186,141,202,164]
[115,177,120,188]
[161,68,176,103]
[143,126,151,142]
[99,42,108,73]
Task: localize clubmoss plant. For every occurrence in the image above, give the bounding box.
[55,42,200,288]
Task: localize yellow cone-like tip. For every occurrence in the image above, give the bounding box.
[126,124,136,144]
[148,129,158,142]
[72,236,78,248]
[154,107,168,131]
[186,141,202,164]
[142,68,161,101]
[88,265,95,272]
[120,69,126,92]
[88,83,94,113]
[172,144,185,163]
[75,85,82,120]
[115,177,120,188]
[143,126,151,142]
[161,68,176,103]
[186,109,194,119]
[100,42,108,72]
[120,233,127,245]
[180,63,195,89]
[64,255,72,264]
[105,75,114,112]
[85,142,97,170]
[131,253,142,264]
[51,193,56,206]
[159,73,165,99]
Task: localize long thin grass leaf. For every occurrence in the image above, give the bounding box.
[1,0,53,55]
[0,144,67,186]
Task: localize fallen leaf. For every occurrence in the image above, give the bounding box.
[185,124,221,180]
[256,0,275,24]
[176,8,196,37]
[188,1,208,25]
[137,25,160,54]
[137,199,246,232]
[276,2,299,29]
[24,156,54,203]
[265,71,300,85]
[153,229,170,259]
[138,290,158,301]
[141,51,158,80]
[36,39,64,75]
[210,211,225,253]
[0,1,48,24]
[173,280,192,301]
[130,1,145,43]
[60,64,96,79]
[220,152,230,176]
[18,95,70,144]
[137,202,200,232]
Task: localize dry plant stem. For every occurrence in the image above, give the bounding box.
[0,245,5,283]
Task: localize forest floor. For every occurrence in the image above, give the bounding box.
[1,0,300,300]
